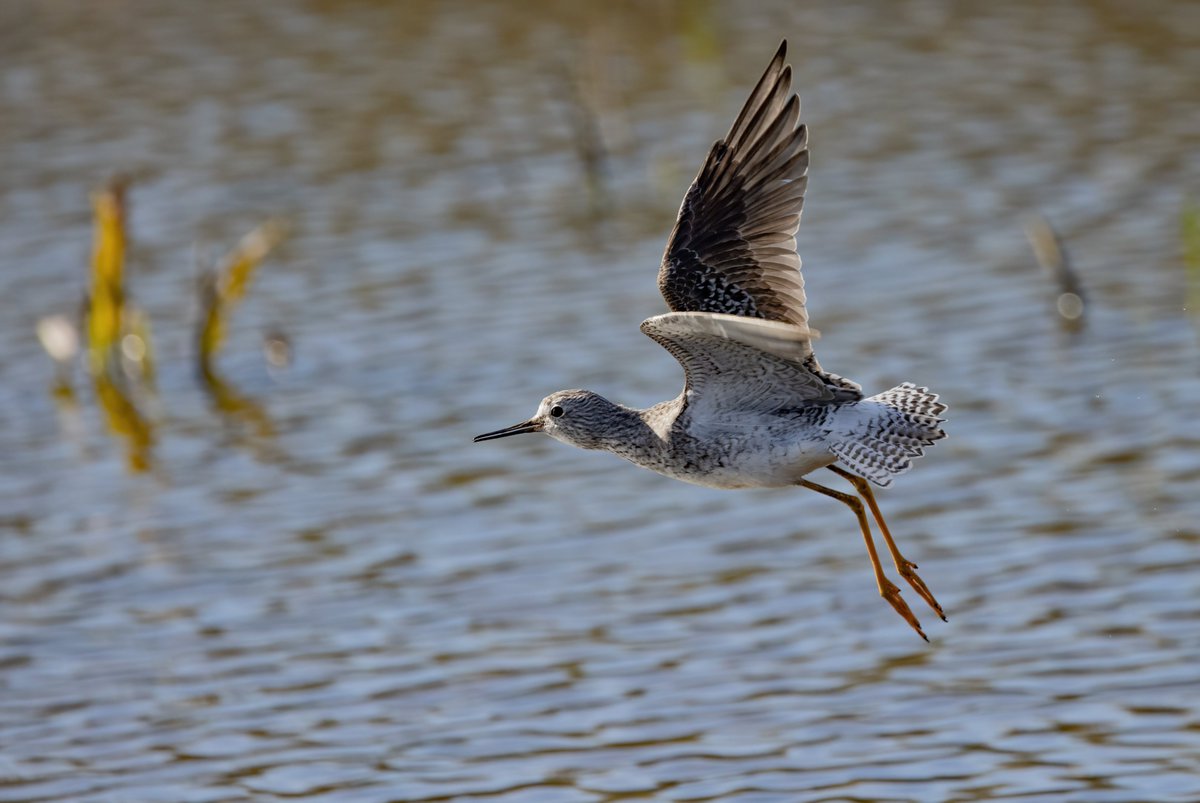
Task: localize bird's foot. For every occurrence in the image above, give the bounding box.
[880,578,928,642]
[896,558,946,622]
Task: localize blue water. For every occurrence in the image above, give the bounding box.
[2,1,1199,800]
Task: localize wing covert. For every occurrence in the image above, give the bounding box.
[641,312,859,416]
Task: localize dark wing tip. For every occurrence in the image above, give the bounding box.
[656,38,811,326]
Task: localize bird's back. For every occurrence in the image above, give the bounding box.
[621,380,944,491]
[625,397,836,489]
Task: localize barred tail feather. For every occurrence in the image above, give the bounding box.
[828,383,947,487]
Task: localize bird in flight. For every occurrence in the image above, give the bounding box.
[474,42,948,640]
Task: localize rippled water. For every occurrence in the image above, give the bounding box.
[3,1,1200,800]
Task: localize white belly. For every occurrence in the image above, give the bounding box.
[652,434,837,490]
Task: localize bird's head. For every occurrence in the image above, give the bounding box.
[473,389,624,451]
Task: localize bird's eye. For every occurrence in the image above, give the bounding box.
[549,405,564,418]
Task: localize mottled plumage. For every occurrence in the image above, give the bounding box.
[475,42,949,641]
[659,43,810,327]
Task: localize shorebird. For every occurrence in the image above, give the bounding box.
[474,42,948,640]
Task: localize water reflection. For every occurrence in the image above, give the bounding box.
[92,369,155,472]
[200,364,277,443]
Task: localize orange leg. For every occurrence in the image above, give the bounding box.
[828,465,946,621]
[799,478,927,641]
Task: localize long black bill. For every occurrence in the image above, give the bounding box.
[473,420,543,442]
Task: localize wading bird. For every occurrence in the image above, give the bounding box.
[474,42,947,640]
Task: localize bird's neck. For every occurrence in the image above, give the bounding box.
[585,403,668,459]
[595,399,687,464]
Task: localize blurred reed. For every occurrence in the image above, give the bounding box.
[83,179,156,471]
[37,181,288,471]
[1183,202,1200,325]
[556,62,612,231]
[196,219,287,377]
[195,220,287,443]
[1025,214,1086,332]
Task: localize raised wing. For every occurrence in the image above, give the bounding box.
[658,41,811,328]
[641,312,859,414]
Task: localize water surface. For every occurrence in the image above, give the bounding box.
[2,1,1200,800]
